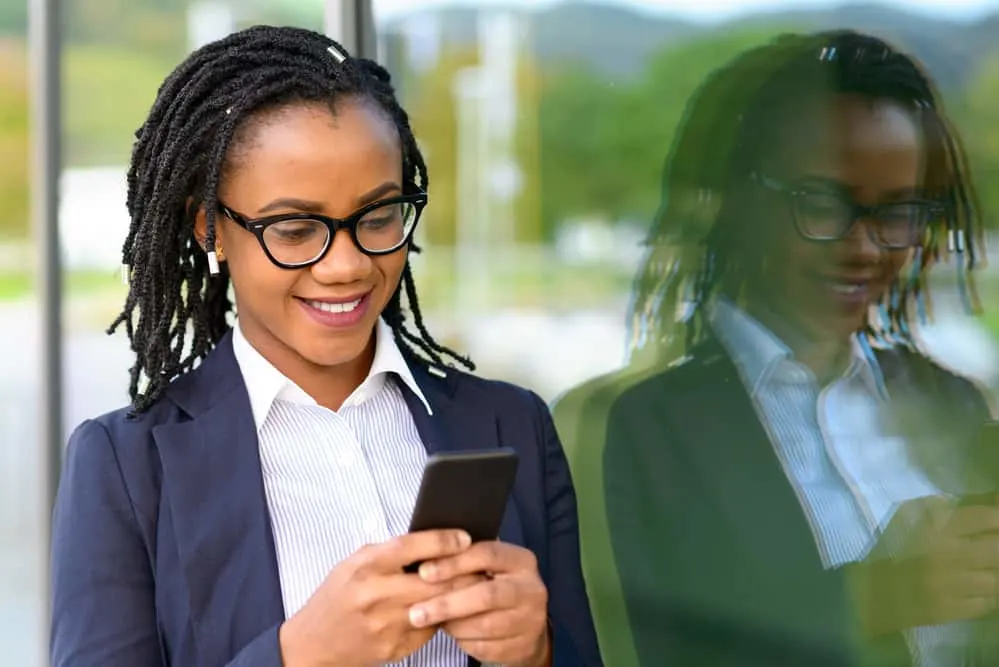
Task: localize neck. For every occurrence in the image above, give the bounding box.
[745,300,853,385]
[240,321,376,412]
[298,344,375,411]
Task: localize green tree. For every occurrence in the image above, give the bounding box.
[536,27,795,238]
[403,46,544,247]
[0,39,28,238]
[956,52,999,230]
[406,48,480,247]
[64,45,175,166]
[0,1,26,37]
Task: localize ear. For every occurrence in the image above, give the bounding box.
[189,197,207,248]
[188,197,226,254]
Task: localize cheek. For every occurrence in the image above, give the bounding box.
[373,251,408,292]
[225,239,298,303]
[879,250,909,286]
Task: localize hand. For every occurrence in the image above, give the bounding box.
[854,496,999,634]
[409,541,551,667]
[278,529,483,667]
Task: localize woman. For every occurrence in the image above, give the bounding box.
[50,26,600,667]
[556,30,999,667]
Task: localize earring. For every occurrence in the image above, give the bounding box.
[203,241,225,276]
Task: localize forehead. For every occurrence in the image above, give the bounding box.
[224,99,402,213]
[762,94,923,191]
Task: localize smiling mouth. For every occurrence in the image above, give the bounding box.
[301,297,363,314]
[829,282,867,296]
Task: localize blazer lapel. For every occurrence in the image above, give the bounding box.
[396,362,525,551]
[153,332,284,667]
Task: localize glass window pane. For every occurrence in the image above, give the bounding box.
[372,2,999,665]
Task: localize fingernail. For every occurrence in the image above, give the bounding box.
[419,562,437,582]
[458,531,471,548]
[409,606,428,627]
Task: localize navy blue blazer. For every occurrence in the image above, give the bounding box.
[50,331,602,667]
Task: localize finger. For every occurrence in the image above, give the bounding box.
[938,570,999,599]
[953,536,999,571]
[409,579,519,628]
[946,506,999,537]
[943,596,997,622]
[360,529,471,573]
[371,572,491,609]
[419,541,536,583]
[448,637,540,667]
[442,608,527,642]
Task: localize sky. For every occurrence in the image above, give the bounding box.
[372,0,999,24]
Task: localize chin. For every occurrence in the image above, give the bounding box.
[295,333,373,369]
[301,345,366,370]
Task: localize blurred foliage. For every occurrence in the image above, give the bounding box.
[0,0,323,239]
[0,1,26,37]
[2,2,999,243]
[0,40,27,238]
[63,46,174,167]
[407,47,544,246]
[956,53,999,230]
[407,48,478,246]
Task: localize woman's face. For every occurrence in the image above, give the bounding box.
[196,98,409,375]
[743,93,923,342]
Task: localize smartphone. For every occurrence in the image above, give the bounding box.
[403,449,519,573]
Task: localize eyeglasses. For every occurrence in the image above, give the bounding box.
[752,173,943,250]
[219,192,427,269]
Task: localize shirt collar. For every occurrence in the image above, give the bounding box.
[709,297,884,398]
[232,318,433,433]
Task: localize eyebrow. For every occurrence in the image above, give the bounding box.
[880,187,922,201]
[795,176,923,201]
[257,197,326,215]
[356,181,402,206]
[256,181,403,216]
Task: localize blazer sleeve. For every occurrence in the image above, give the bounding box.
[50,419,285,667]
[531,392,604,667]
[50,419,164,667]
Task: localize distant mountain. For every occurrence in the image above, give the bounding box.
[383,2,698,78]
[528,2,698,77]
[734,3,980,89]
[380,1,999,90]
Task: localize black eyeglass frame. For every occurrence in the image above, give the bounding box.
[218,191,428,269]
[751,172,945,250]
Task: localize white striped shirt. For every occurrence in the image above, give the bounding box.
[232,319,465,666]
[711,299,968,667]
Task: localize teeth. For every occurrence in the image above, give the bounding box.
[306,298,362,313]
[830,283,863,295]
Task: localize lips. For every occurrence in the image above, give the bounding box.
[295,292,372,329]
[829,282,866,295]
[301,297,363,314]
[819,276,877,309]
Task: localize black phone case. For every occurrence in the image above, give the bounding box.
[404,449,519,573]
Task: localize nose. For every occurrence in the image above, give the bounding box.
[841,215,882,263]
[310,229,371,284]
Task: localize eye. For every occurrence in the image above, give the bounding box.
[797,191,849,217]
[265,219,325,244]
[360,203,404,231]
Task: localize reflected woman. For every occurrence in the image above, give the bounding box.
[49,26,600,667]
[557,30,999,667]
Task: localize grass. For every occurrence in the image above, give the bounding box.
[0,269,125,302]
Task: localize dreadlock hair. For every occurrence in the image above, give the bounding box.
[627,29,984,366]
[109,25,474,413]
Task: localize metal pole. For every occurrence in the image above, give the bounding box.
[324,0,376,59]
[29,0,63,659]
